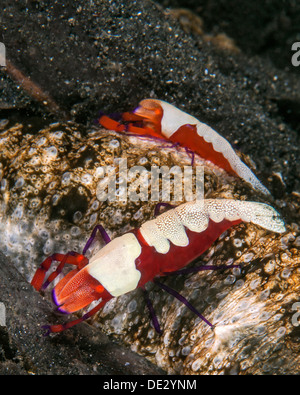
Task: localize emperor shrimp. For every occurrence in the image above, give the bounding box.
[98,99,270,195]
[31,199,285,334]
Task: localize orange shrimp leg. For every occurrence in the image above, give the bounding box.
[42,298,110,335]
[98,110,164,139]
[31,252,88,292]
[98,114,126,132]
[32,225,110,292]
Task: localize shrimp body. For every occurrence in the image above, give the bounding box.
[99,99,270,195]
[31,199,285,334]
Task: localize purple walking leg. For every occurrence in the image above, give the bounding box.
[82,225,111,255]
[154,279,214,328]
[154,202,175,217]
[142,288,162,334]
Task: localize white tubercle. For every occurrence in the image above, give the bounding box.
[140,199,285,254]
[150,99,270,195]
[87,233,142,297]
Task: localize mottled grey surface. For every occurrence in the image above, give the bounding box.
[0,122,239,280]
[0,122,299,374]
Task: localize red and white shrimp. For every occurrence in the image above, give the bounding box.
[31,199,285,334]
[98,99,270,195]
